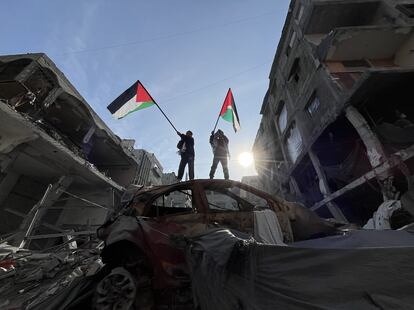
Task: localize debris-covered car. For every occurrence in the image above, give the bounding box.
[95,179,337,309]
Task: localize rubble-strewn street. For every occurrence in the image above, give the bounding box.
[0,240,103,309]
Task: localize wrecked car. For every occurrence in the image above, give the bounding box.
[95,179,337,309]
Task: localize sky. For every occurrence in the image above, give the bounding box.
[0,0,289,181]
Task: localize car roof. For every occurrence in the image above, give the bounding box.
[132,179,276,202]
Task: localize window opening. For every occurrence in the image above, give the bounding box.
[306,93,320,116]
[277,102,288,132]
[205,190,239,211]
[285,122,303,163]
[150,189,194,216]
[288,58,301,83]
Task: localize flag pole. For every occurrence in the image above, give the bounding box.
[212,88,231,133]
[212,114,220,133]
[139,81,179,133]
[154,102,178,132]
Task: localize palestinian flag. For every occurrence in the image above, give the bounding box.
[219,88,240,132]
[107,80,155,119]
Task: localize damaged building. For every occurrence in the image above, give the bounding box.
[133,149,163,186]
[3,3,414,307]
[253,0,414,225]
[0,53,160,251]
[122,139,164,186]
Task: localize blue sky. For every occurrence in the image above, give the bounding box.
[0,0,289,180]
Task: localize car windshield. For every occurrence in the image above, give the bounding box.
[205,184,269,211]
[146,189,194,217]
[154,189,193,207]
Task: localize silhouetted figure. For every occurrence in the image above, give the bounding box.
[176,130,195,181]
[209,129,230,180]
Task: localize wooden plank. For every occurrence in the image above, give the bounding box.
[311,144,414,211]
[308,150,348,222]
[19,176,73,248]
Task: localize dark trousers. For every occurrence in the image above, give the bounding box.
[209,155,229,179]
[178,155,194,180]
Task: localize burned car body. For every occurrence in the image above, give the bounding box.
[95,179,336,309]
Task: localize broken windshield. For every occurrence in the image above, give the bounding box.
[205,185,269,211]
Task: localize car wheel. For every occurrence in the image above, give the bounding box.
[93,267,136,310]
[93,266,153,310]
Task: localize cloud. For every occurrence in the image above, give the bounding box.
[42,1,103,92]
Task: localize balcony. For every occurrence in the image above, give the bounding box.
[304,1,384,36]
[318,26,412,62]
[317,25,414,90]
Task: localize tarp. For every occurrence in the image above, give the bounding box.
[253,210,285,245]
[292,229,414,248]
[187,229,414,310]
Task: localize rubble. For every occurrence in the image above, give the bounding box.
[0,53,166,254]
[2,179,414,309]
[0,238,102,310]
[0,52,169,310]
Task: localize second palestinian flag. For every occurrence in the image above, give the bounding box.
[107,80,155,119]
[220,88,240,132]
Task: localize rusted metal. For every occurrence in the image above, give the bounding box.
[97,179,336,308]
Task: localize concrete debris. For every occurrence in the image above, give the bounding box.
[0,241,102,310]
[0,49,172,310]
[363,200,402,230]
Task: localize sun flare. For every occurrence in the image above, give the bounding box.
[238,152,254,167]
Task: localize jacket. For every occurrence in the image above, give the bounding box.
[210,132,229,156]
[179,133,195,157]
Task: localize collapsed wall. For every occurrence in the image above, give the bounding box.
[0,53,139,250]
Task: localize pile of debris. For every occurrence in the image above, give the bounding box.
[0,239,103,310]
[2,177,414,310]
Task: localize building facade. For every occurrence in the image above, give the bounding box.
[0,53,143,249]
[133,149,163,186]
[253,0,414,225]
[161,172,178,185]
